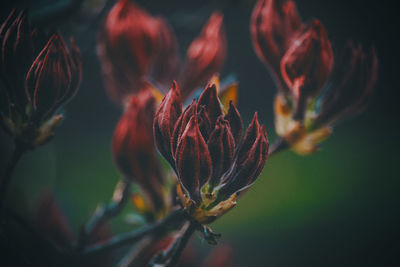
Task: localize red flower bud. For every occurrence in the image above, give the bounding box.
[25,33,82,123]
[154,83,268,209]
[236,112,261,164]
[315,42,378,126]
[180,12,227,100]
[0,9,82,145]
[224,100,243,145]
[220,119,268,198]
[154,81,182,168]
[98,0,161,104]
[197,83,223,126]
[207,117,235,187]
[175,115,212,203]
[251,0,303,92]
[113,89,165,211]
[281,20,334,100]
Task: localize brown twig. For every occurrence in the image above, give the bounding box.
[83,208,185,256]
[77,180,131,250]
[151,221,196,267]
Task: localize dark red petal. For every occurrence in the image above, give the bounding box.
[220,124,268,197]
[250,0,303,93]
[98,0,161,104]
[250,125,269,184]
[207,116,235,187]
[236,112,260,165]
[197,104,212,141]
[26,33,72,122]
[197,83,223,126]
[114,89,166,211]
[224,100,243,145]
[179,12,226,100]
[281,20,334,100]
[175,115,212,203]
[0,9,17,39]
[171,99,196,156]
[153,81,182,168]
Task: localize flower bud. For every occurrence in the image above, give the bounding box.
[224,100,243,144]
[219,114,269,197]
[154,82,268,223]
[0,9,82,146]
[153,81,182,169]
[281,20,333,101]
[197,83,223,127]
[171,99,197,156]
[180,12,226,100]
[315,42,378,126]
[251,0,303,92]
[207,117,235,187]
[98,0,161,104]
[175,115,212,203]
[113,89,165,212]
[25,33,82,123]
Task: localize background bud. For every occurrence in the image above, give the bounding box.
[98,0,161,104]
[175,115,212,203]
[180,12,227,100]
[113,89,165,212]
[0,10,82,145]
[25,34,82,124]
[315,42,378,126]
[251,0,303,93]
[281,20,334,100]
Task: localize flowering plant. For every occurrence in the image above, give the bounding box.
[0,0,378,266]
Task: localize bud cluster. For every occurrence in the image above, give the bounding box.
[0,10,82,147]
[251,0,378,154]
[154,82,268,224]
[98,0,227,105]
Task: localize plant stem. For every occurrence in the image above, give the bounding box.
[77,180,131,250]
[83,209,185,256]
[164,222,195,267]
[0,140,28,211]
[268,137,289,157]
[150,221,196,267]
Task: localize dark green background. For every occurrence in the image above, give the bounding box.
[1,0,398,266]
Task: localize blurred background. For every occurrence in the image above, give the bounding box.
[1,0,398,266]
